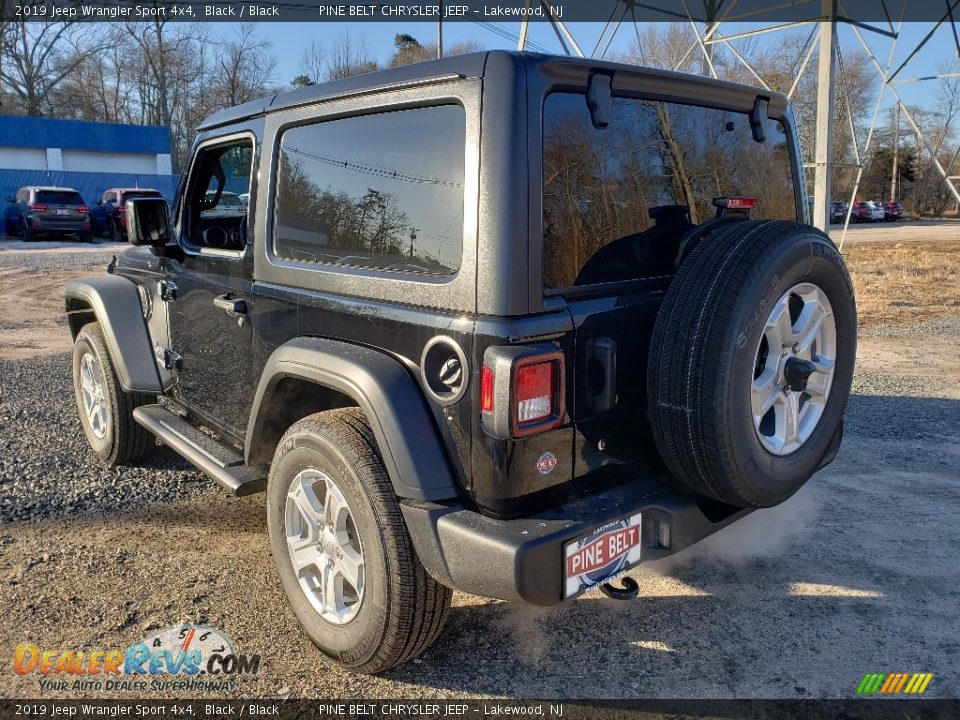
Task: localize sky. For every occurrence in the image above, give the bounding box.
[219,20,960,114]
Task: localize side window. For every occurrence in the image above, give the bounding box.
[182,139,253,252]
[273,105,465,275]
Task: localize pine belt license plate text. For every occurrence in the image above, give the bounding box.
[564,513,643,598]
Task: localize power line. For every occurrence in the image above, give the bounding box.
[285,145,462,188]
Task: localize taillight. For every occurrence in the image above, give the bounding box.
[512,354,563,435]
[480,366,494,413]
[481,346,565,438]
[28,203,47,212]
[77,205,90,213]
[239,206,248,214]
[516,361,554,424]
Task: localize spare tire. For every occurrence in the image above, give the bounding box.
[647,220,856,508]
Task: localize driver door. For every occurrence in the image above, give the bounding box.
[164,135,255,441]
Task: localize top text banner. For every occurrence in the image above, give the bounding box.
[4,0,955,23]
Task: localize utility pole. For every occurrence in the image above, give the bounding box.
[437,1,443,58]
[890,102,900,201]
[812,0,837,231]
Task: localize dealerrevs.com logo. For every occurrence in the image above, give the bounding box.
[13,624,260,693]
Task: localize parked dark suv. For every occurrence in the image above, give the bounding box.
[66,52,856,674]
[12,186,92,242]
[90,188,164,242]
[830,201,849,224]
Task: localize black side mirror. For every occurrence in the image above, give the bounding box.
[126,198,172,248]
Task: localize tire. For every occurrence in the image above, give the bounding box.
[266,408,451,674]
[111,220,125,243]
[647,220,856,508]
[81,229,96,244]
[23,224,36,242]
[72,322,155,466]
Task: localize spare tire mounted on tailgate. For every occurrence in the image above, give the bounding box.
[648,220,857,508]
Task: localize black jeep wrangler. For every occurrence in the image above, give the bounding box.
[66,52,855,674]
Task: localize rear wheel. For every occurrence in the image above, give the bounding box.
[22,223,35,242]
[111,219,125,243]
[647,220,856,508]
[267,409,451,674]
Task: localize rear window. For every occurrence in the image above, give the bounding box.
[36,190,84,205]
[121,191,161,201]
[273,104,465,275]
[542,93,798,289]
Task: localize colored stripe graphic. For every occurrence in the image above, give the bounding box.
[857,672,932,694]
[857,674,886,694]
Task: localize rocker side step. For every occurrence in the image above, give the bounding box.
[133,404,266,496]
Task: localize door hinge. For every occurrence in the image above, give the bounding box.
[154,345,182,370]
[158,280,178,302]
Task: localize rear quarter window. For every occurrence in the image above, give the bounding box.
[273,104,465,275]
[542,93,798,289]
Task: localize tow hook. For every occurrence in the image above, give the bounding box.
[600,576,640,600]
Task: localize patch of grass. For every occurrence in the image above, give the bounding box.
[843,241,960,326]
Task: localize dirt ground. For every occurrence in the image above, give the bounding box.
[1,228,958,700]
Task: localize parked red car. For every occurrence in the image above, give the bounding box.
[89,188,164,242]
[852,201,879,222]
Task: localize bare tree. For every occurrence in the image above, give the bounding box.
[0,21,106,116]
[123,17,209,171]
[218,24,275,107]
[326,32,377,81]
[299,39,325,85]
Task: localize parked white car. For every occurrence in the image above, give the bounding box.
[201,190,247,218]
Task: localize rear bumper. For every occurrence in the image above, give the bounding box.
[30,218,89,232]
[401,474,751,606]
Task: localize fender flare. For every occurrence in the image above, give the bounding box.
[64,276,162,394]
[246,337,460,502]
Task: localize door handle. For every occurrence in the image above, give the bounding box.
[213,294,247,315]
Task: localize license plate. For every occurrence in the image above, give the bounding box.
[56,208,69,215]
[564,513,643,598]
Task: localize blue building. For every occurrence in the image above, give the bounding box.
[0,116,178,205]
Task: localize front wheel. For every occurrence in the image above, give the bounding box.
[648,220,856,508]
[72,322,155,465]
[267,409,451,674]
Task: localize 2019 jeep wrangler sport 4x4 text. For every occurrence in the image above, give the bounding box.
[66,52,856,674]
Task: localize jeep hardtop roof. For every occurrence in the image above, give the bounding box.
[198,50,790,132]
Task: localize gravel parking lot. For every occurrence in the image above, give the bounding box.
[1,229,958,700]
